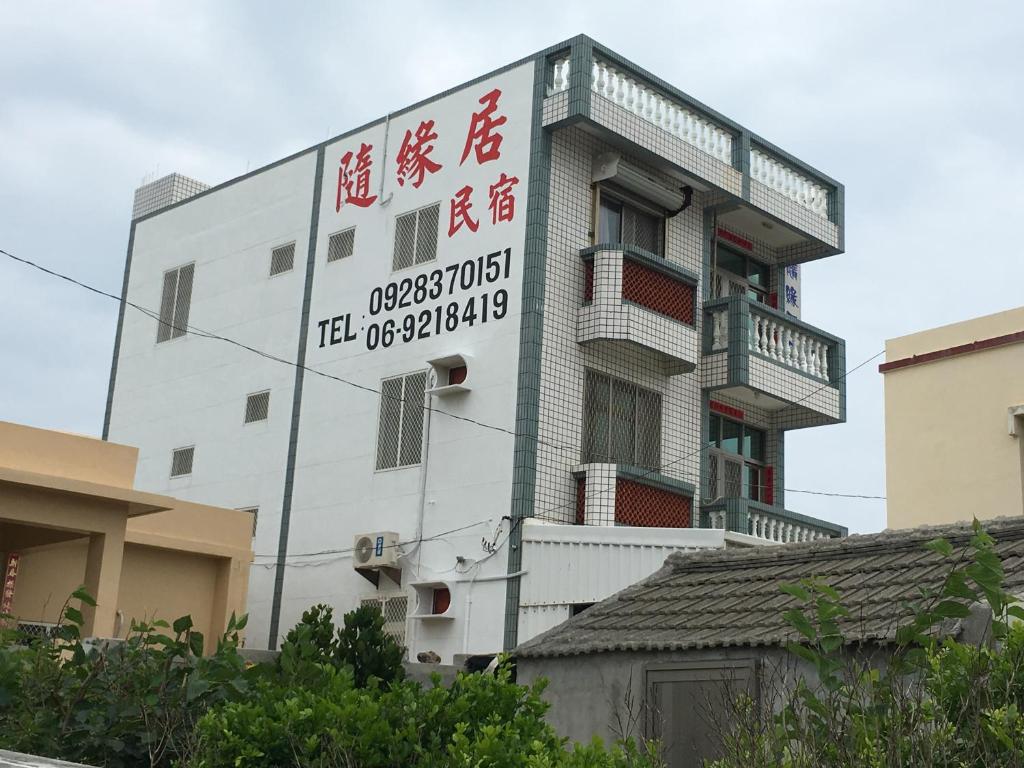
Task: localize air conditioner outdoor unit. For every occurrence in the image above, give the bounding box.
[353,531,401,568]
[353,531,402,586]
[592,152,694,212]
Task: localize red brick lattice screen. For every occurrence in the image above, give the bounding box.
[575,476,692,528]
[583,260,594,302]
[621,259,694,324]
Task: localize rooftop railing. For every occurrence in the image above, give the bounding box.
[548,53,833,221]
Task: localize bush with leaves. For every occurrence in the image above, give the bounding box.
[0,587,249,768]
[190,659,662,768]
[278,602,405,688]
[708,519,1024,768]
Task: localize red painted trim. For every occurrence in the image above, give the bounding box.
[710,400,745,421]
[879,330,1024,373]
[717,227,753,252]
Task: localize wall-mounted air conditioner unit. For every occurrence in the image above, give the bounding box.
[592,152,695,212]
[353,531,402,586]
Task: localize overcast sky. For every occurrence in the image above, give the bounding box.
[1,1,1021,534]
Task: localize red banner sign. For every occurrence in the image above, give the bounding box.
[1,552,20,616]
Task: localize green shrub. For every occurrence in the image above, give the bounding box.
[709,519,1024,768]
[190,661,661,768]
[0,589,249,767]
[278,602,404,688]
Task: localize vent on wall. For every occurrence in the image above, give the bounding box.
[170,446,194,478]
[392,203,440,270]
[244,390,270,423]
[269,243,296,276]
[327,227,356,262]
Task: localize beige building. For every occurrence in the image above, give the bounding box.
[0,421,252,650]
[882,306,1024,528]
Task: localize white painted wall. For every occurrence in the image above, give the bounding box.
[108,152,318,645]
[273,62,536,659]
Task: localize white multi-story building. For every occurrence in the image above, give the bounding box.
[105,36,848,660]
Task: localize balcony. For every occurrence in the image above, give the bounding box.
[543,38,842,263]
[701,498,847,542]
[572,463,696,527]
[702,295,845,428]
[578,245,699,374]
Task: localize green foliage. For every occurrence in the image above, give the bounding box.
[191,661,662,768]
[278,602,405,688]
[708,519,1024,768]
[0,589,249,768]
[3,595,662,767]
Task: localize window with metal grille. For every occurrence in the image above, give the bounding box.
[392,203,440,271]
[375,371,427,470]
[269,242,296,276]
[244,390,270,423]
[360,595,408,651]
[170,446,194,478]
[327,227,355,263]
[237,506,258,537]
[598,190,664,256]
[582,370,661,470]
[707,414,769,502]
[156,263,194,343]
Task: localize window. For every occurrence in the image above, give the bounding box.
[170,446,194,478]
[375,371,428,470]
[598,189,664,256]
[327,227,355,262]
[392,203,440,270]
[582,370,662,470]
[269,242,296,276]
[713,245,770,303]
[156,263,194,343]
[360,595,408,649]
[244,390,270,423]
[707,414,767,501]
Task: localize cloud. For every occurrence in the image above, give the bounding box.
[1,0,1022,533]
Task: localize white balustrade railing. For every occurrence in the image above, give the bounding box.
[709,308,729,351]
[549,55,832,220]
[549,55,571,95]
[708,509,727,530]
[749,308,831,381]
[750,148,830,219]
[749,512,830,543]
[548,55,734,165]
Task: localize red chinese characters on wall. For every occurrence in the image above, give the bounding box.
[487,173,519,225]
[460,88,506,166]
[395,120,443,189]
[448,185,479,237]
[1,553,19,617]
[336,143,378,211]
[336,86,521,239]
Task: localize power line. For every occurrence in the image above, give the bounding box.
[528,347,887,525]
[3,247,888,538]
[785,488,886,500]
[0,247,580,457]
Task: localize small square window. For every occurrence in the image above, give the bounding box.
[170,446,194,478]
[269,243,296,276]
[244,390,270,424]
[327,228,355,262]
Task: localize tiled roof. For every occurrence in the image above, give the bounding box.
[515,518,1024,659]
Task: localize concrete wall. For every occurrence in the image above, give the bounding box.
[884,306,1024,528]
[0,420,137,488]
[108,61,536,659]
